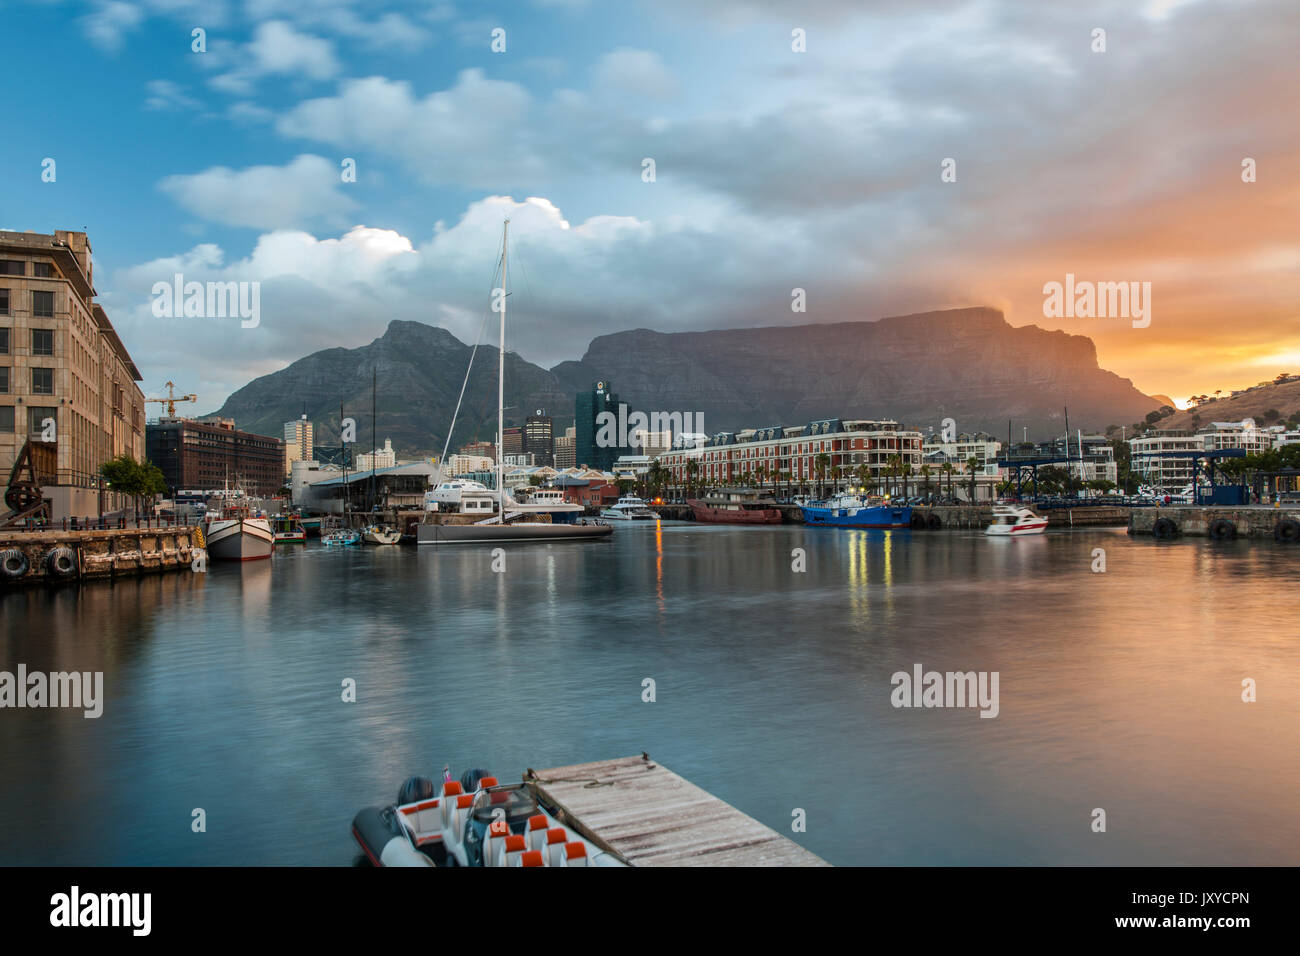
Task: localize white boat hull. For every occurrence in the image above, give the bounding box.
[205,518,274,561]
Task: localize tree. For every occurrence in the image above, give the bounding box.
[814,453,830,499]
[941,462,954,501]
[965,456,980,502]
[920,464,932,499]
[685,459,700,499]
[99,454,166,521]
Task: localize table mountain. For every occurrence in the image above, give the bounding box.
[552,307,1159,438]
[208,308,1161,454]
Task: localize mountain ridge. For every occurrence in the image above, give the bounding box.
[207,308,1162,455]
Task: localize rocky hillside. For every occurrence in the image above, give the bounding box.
[1163,378,1300,431]
[552,307,1159,437]
[209,308,1163,454]
[206,320,570,456]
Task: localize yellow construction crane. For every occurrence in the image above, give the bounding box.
[146,381,198,418]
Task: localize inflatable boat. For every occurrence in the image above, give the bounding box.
[352,767,627,867]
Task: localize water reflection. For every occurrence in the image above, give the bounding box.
[2,527,1297,866]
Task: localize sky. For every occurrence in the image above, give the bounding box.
[2,0,1297,414]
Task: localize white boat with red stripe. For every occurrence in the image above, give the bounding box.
[984,504,1048,536]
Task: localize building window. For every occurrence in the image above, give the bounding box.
[33,291,55,318]
[0,289,9,315]
[32,328,54,355]
[0,366,8,393]
[0,327,8,352]
[28,406,56,437]
[32,367,54,394]
[0,260,24,276]
[32,261,54,278]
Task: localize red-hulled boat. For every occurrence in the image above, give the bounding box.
[688,488,783,524]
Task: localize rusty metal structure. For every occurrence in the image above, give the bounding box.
[1,439,56,529]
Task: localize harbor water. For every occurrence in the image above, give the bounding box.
[2,523,1297,865]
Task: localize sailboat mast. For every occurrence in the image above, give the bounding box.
[498,219,509,519]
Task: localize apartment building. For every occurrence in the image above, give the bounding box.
[658,417,924,494]
[1,229,145,519]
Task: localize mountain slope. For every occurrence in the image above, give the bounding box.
[209,308,1162,454]
[207,320,570,456]
[552,307,1159,437]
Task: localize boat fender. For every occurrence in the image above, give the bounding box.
[1208,519,1237,540]
[398,776,436,806]
[1151,517,1178,539]
[910,512,925,529]
[926,513,942,531]
[1274,518,1300,543]
[351,806,433,867]
[1,548,30,580]
[45,546,78,578]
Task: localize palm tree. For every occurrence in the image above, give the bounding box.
[965,456,980,502]
[814,453,831,499]
[685,459,700,499]
[920,464,932,500]
[941,462,954,501]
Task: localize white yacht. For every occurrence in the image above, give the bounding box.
[425,480,492,511]
[984,504,1048,536]
[601,496,656,521]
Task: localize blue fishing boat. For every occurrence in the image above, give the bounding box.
[801,493,911,528]
[323,528,362,547]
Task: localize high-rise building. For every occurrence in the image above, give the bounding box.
[502,426,523,457]
[524,410,554,466]
[575,381,629,471]
[1,229,146,519]
[146,417,285,497]
[459,440,494,459]
[284,415,314,475]
[553,425,576,469]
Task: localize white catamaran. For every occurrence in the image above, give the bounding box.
[418,220,612,545]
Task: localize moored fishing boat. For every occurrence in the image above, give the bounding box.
[203,504,274,561]
[271,515,306,544]
[688,488,782,524]
[801,493,911,528]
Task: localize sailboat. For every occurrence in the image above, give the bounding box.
[417,220,613,545]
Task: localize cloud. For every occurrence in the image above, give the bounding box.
[592,49,680,100]
[210,20,341,95]
[157,154,359,230]
[80,1,144,52]
[143,79,203,111]
[277,71,540,187]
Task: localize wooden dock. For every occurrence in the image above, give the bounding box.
[527,755,828,867]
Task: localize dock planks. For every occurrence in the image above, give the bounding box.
[529,755,829,867]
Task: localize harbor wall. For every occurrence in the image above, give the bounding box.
[0,528,202,586]
[1129,505,1300,539]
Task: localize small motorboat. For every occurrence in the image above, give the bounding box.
[362,524,401,545]
[352,768,627,868]
[323,528,361,547]
[984,504,1048,536]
